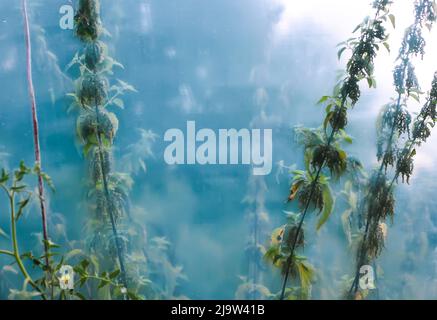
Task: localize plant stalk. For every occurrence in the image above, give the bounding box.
[93,101,129,297]
[8,189,46,299]
[21,0,50,273]
[279,6,387,299]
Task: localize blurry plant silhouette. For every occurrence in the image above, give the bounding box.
[349,0,437,300]
[266,0,394,300]
[236,90,274,300]
[0,162,132,300]
[66,0,184,299]
[68,0,134,297]
[237,175,272,300]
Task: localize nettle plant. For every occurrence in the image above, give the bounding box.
[236,175,272,300]
[0,0,142,300]
[0,162,127,300]
[264,0,393,300]
[349,0,437,299]
[66,0,186,300]
[66,0,151,299]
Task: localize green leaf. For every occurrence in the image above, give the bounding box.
[43,239,61,249]
[303,150,312,172]
[409,92,420,102]
[352,24,361,33]
[98,279,110,289]
[127,291,142,300]
[14,161,30,182]
[337,47,347,60]
[295,257,315,295]
[0,227,9,239]
[65,52,79,71]
[79,277,88,287]
[138,159,147,172]
[80,259,90,271]
[65,249,84,261]
[83,142,94,157]
[33,165,55,192]
[0,169,9,184]
[316,185,334,230]
[66,93,78,101]
[41,173,55,193]
[343,135,353,144]
[388,14,396,28]
[116,79,137,93]
[323,112,334,131]
[11,185,26,192]
[112,98,125,109]
[366,77,372,88]
[74,292,86,300]
[341,208,353,245]
[16,196,31,221]
[317,96,329,105]
[109,269,120,279]
[383,42,390,53]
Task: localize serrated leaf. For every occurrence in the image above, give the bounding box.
[316,185,334,231]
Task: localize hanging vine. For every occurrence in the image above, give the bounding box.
[265,0,394,300]
[349,0,437,299]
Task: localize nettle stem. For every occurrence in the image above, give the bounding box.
[280,3,387,299]
[21,0,50,275]
[93,101,129,294]
[7,187,46,299]
[350,2,436,296]
[349,64,407,296]
[280,97,344,300]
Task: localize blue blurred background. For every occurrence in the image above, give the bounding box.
[0,0,437,299]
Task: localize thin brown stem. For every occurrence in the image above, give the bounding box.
[21,0,50,278]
